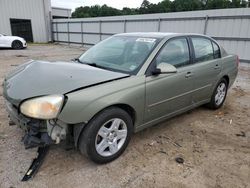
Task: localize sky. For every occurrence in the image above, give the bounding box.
[51,0,163,11]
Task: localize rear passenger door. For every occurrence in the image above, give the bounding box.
[190,36,222,104]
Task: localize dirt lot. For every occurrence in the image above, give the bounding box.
[0,44,249,188]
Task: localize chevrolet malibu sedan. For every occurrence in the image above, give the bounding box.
[3,33,238,163]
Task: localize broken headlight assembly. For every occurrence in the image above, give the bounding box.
[20,95,64,119]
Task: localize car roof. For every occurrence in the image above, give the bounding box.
[115,32,208,39]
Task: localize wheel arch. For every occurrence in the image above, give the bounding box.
[211,75,229,96]
[11,39,19,45]
[222,75,229,86]
[111,103,136,124]
[73,103,137,148]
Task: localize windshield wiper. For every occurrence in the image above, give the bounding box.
[85,62,98,67]
[85,62,110,70]
[73,58,109,70]
[73,58,84,64]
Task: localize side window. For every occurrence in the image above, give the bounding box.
[212,41,221,59]
[192,37,214,63]
[155,38,190,68]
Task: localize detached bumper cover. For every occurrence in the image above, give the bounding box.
[5,101,53,148]
[22,146,50,181]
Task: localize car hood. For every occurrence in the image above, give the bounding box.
[3,60,129,106]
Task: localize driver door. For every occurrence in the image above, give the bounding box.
[144,37,195,123]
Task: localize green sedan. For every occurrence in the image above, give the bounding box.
[3,33,238,164]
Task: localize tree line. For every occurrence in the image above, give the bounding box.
[72,0,250,18]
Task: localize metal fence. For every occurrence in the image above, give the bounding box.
[52,8,250,62]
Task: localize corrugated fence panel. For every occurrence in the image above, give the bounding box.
[102,22,124,33]
[52,8,250,62]
[58,33,68,42]
[126,21,158,32]
[69,33,80,43]
[57,23,68,32]
[69,23,81,32]
[160,20,204,33]
[83,34,100,44]
[83,23,99,32]
[241,19,250,37]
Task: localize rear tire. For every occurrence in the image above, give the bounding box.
[12,40,23,49]
[207,78,228,109]
[78,107,133,164]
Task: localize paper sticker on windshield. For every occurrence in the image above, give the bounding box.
[136,38,156,43]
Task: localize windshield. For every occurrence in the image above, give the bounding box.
[79,36,160,74]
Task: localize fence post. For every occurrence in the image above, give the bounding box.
[55,22,59,42]
[203,15,209,35]
[99,20,102,41]
[50,14,54,42]
[81,21,84,46]
[51,23,54,42]
[67,22,70,45]
[124,19,127,33]
[157,18,161,32]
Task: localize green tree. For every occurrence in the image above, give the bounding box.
[157,0,172,13]
[231,0,241,7]
[99,5,121,17]
[139,0,153,14]
[171,0,203,12]
[72,4,121,18]
[71,0,249,18]
[205,0,231,9]
[122,7,137,15]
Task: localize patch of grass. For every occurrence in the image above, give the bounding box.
[27,42,52,46]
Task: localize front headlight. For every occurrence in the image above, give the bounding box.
[20,95,64,119]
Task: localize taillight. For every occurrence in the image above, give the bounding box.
[236,55,239,68]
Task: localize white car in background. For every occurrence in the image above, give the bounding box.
[0,34,27,49]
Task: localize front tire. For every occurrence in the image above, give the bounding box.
[78,107,133,164]
[207,78,228,109]
[12,40,23,49]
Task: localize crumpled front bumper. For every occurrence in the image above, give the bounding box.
[4,100,71,181]
[5,100,53,149]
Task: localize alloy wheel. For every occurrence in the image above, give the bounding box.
[95,118,128,157]
[215,82,226,106]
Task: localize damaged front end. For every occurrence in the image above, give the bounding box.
[5,100,68,149]
[5,100,70,181]
[23,119,53,149]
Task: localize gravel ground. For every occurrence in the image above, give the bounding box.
[0,44,249,188]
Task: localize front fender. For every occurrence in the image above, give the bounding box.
[58,76,145,127]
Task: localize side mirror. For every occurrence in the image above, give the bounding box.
[152,63,177,75]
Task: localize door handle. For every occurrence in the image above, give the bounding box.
[214,64,220,69]
[185,72,193,78]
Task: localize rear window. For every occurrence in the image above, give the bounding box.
[192,37,214,63]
